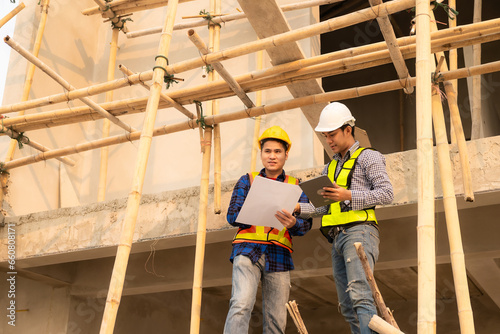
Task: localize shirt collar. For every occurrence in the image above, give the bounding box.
[259,168,286,181]
[333,141,360,161]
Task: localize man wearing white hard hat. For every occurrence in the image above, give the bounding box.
[297,102,393,334]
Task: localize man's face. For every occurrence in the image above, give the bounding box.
[322,127,351,156]
[260,140,288,175]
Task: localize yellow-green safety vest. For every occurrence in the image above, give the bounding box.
[233,172,297,252]
[321,147,377,231]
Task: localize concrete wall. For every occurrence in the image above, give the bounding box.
[2,0,319,216]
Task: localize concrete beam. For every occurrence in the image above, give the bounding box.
[466,258,500,309]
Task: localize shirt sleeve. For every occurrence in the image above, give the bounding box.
[350,150,394,211]
[226,174,252,229]
[287,191,313,236]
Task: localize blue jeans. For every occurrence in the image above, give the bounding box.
[332,224,380,334]
[224,254,290,334]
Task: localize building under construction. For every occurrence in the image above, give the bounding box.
[0,0,499,333]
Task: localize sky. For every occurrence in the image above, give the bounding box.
[0,2,18,105]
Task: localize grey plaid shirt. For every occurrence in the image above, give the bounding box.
[299,141,393,220]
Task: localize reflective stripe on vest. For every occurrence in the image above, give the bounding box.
[321,147,377,228]
[233,172,298,252]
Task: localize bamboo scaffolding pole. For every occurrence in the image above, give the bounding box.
[3,15,500,116]
[369,0,413,94]
[118,64,195,119]
[98,1,179,332]
[0,2,25,29]
[126,0,344,38]
[4,0,50,163]
[187,29,255,109]
[286,300,308,334]
[5,59,500,171]
[415,0,436,333]
[369,315,405,334]
[211,0,222,215]
[4,36,137,133]
[431,73,475,334]
[1,126,75,166]
[429,12,474,202]
[354,242,399,329]
[190,0,219,329]
[92,0,129,33]
[471,0,482,139]
[0,0,48,207]
[98,27,120,202]
[5,30,500,136]
[250,50,264,173]
[448,0,457,144]
[83,0,193,17]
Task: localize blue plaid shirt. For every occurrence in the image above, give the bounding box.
[227,168,312,272]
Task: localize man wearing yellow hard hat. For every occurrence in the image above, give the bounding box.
[296,102,393,334]
[224,126,312,334]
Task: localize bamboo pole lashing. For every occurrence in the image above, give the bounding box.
[98,27,120,203]
[250,50,264,173]
[92,0,129,33]
[118,64,195,119]
[429,11,474,202]
[0,125,75,166]
[431,61,476,334]
[3,14,500,116]
[286,300,308,334]
[5,29,500,136]
[415,1,436,333]
[5,59,500,171]
[4,36,137,134]
[0,2,25,29]
[369,315,405,334]
[369,0,413,94]
[182,13,227,19]
[187,30,255,109]
[354,242,399,330]
[99,1,180,332]
[125,0,344,38]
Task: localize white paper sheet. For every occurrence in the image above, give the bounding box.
[236,176,303,229]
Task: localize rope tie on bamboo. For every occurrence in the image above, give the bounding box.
[431,0,459,20]
[153,55,180,90]
[111,17,132,31]
[194,100,212,130]
[0,163,9,176]
[431,72,447,101]
[199,9,221,28]
[144,240,165,278]
[13,132,29,149]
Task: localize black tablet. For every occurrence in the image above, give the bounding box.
[299,175,336,207]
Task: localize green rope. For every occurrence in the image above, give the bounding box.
[153,57,179,89]
[111,17,133,31]
[194,100,212,129]
[204,64,214,74]
[199,9,221,28]
[409,1,458,20]
[0,163,9,176]
[432,1,459,20]
[14,132,29,149]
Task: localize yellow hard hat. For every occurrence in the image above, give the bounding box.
[258,126,292,152]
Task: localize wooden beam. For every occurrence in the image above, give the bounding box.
[369,0,413,94]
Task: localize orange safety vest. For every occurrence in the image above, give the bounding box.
[232,172,298,252]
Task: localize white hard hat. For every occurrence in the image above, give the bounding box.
[315,102,356,132]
